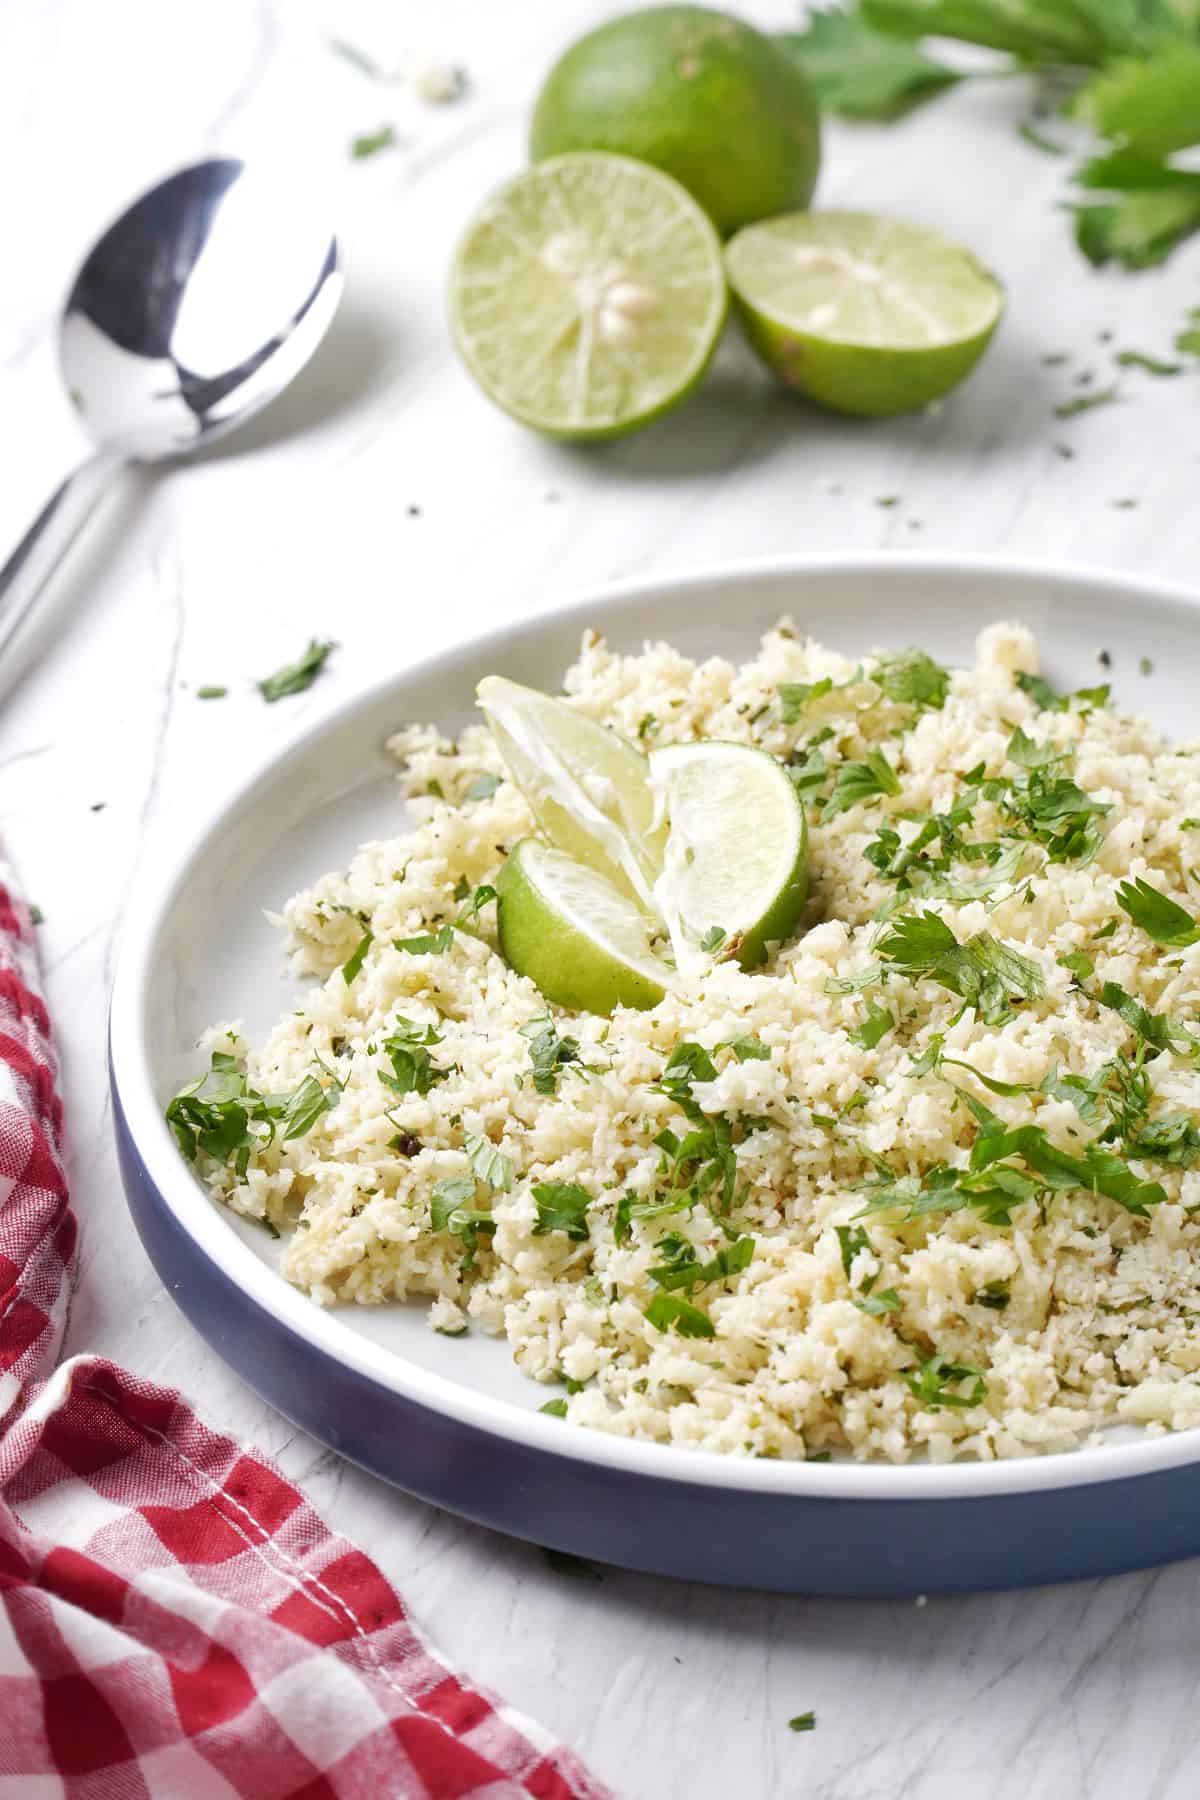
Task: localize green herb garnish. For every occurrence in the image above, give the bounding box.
[378,1019,446,1096]
[257,638,335,702]
[644,1293,716,1338]
[824,747,901,818]
[350,124,398,160]
[519,1016,582,1095]
[879,910,1044,1024]
[1116,876,1200,947]
[532,1181,592,1241]
[341,929,373,984]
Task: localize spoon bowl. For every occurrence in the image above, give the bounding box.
[0,157,342,657]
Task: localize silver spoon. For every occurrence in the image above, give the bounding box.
[0,157,342,659]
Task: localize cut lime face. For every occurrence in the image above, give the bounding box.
[725,211,1004,416]
[649,741,809,969]
[478,675,665,909]
[449,152,728,441]
[496,838,671,1014]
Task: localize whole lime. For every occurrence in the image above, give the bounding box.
[529,5,821,238]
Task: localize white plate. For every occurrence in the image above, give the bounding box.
[110,554,1200,1593]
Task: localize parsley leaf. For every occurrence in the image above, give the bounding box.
[778,10,959,119]
[788,1711,817,1733]
[1072,44,1200,162]
[700,925,727,953]
[1098,978,1192,1052]
[824,748,901,818]
[1072,150,1200,270]
[350,124,398,160]
[257,638,335,702]
[532,1181,591,1241]
[879,911,1044,1024]
[394,925,455,955]
[660,1043,719,1092]
[539,1398,569,1418]
[779,676,835,722]
[719,1035,771,1063]
[648,1233,755,1292]
[975,1278,1011,1310]
[165,1052,335,1171]
[1116,876,1200,946]
[644,1293,716,1338]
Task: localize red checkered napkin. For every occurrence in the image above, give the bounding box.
[0,866,609,1799]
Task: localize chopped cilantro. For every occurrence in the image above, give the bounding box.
[788,1711,817,1734]
[465,1133,514,1192]
[700,925,727,953]
[719,1035,771,1063]
[532,1181,591,1241]
[874,647,950,711]
[350,124,398,160]
[879,910,1044,1024]
[777,8,958,119]
[852,1001,894,1050]
[257,638,335,702]
[165,1052,334,1173]
[644,1292,716,1338]
[1115,348,1182,374]
[648,1233,755,1292]
[974,1279,1011,1311]
[779,676,835,722]
[539,1398,569,1418]
[378,1019,446,1096]
[196,685,227,700]
[824,748,901,818]
[341,929,373,984]
[519,1016,582,1094]
[394,924,454,955]
[904,1352,987,1412]
[1116,876,1200,947]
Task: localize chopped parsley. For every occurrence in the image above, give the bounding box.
[430,1175,495,1266]
[700,925,727,953]
[874,647,950,711]
[719,1035,771,1063]
[1053,386,1119,420]
[539,1398,569,1418]
[1116,877,1200,947]
[196,685,228,700]
[974,1279,1011,1310]
[257,638,335,702]
[788,1711,817,1734]
[394,924,454,955]
[779,676,835,722]
[647,1232,755,1292]
[1114,349,1182,376]
[350,124,398,160]
[852,1001,894,1050]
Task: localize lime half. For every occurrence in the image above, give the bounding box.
[496,838,671,1014]
[478,675,665,909]
[650,741,809,969]
[450,153,727,440]
[725,211,1003,416]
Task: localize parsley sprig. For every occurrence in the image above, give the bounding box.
[165,1050,335,1179]
[879,910,1044,1024]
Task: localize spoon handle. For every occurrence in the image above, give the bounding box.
[0,449,124,661]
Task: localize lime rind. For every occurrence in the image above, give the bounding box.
[725,210,1004,416]
[449,152,728,441]
[496,838,670,1014]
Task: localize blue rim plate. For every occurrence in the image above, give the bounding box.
[110,553,1200,1594]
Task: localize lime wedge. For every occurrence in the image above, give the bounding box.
[725,211,1003,416]
[649,741,809,969]
[496,838,671,1014]
[478,675,665,909]
[449,152,727,440]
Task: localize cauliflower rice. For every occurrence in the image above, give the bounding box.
[181,621,1200,1464]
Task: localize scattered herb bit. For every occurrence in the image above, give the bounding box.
[378,1019,446,1096]
[1117,877,1200,947]
[788,1711,817,1734]
[637,713,659,742]
[519,1016,582,1095]
[539,1398,569,1418]
[257,638,335,702]
[875,647,950,712]
[165,1051,334,1172]
[1053,387,1120,420]
[853,1001,895,1050]
[1140,655,1154,675]
[879,910,1044,1025]
[463,773,501,802]
[648,1233,755,1293]
[876,494,901,508]
[856,1287,902,1316]
[1114,348,1182,375]
[465,1132,514,1192]
[644,1292,716,1338]
[779,676,835,722]
[430,1176,495,1266]
[197,685,227,700]
[720,1035,772,1063]
[1111,497,1138,509]
[350,124,398,161]
[904,1352,987,1412]
[975,1279,1011,1310]
[341,929,373,984]
[394,924,455,956]
[700,925,727,953]
[824,747,901,818]
[532,1181,592,1241]
[1059,949,1094,984]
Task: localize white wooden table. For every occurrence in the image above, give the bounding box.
[4,2,1200,1794]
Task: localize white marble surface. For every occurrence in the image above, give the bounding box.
[4,1,1200,1793]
